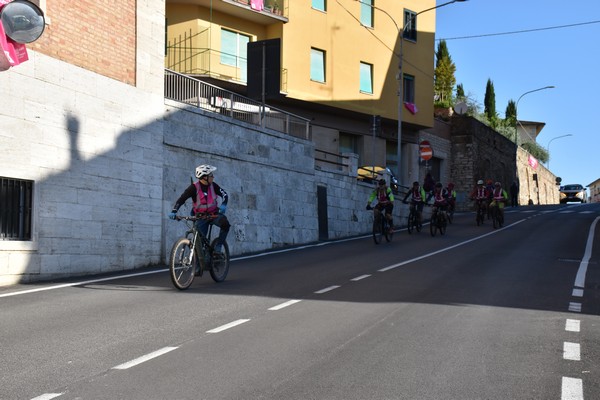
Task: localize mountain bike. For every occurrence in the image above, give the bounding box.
[371,203,393,244]
[490,201,505,229]
[473,199,486,226]
[406,202,422,234]
[430,205,447,237]
[169,214,230,290]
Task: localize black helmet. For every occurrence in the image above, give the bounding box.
[435,182,443,188]
[413,181,419,186]
[378,179,386,186]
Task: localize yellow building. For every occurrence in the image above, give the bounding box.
[166,0,437,184]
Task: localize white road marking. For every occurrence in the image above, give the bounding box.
[315,285,340,294]
[206,319,250,333]
[572,288,584,297]
[565,319,580,332]
[31,394,63,400]
[568,302,582,312]
[562,377,583,400]
[112,346,178,370]
[563,342,581,361]
[379,220,526,272]
[351,274,371,281]
[574,216,599,288]
[269,300,301,311]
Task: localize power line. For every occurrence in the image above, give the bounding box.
[438,20,600,41]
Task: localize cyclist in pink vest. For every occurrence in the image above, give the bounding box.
[169,164,230,254]
[366,178,395,233]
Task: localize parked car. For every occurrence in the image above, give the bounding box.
[357,166,399,194]
[559,184,588,203]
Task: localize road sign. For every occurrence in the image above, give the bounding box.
[419,140,433,161]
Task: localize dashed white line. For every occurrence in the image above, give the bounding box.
[31,394,63,400]
[351,274,371,281]
[269,300,301,311]
[568,302,582,312]
[113,346,178,370]
[572,288,584,297]
[565,319,581,332]
[562,377,583,400]
[206,319,250,333]
[563,342,581,361]
[314,285,340,294]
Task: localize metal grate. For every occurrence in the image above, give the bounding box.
[0,177,33,241]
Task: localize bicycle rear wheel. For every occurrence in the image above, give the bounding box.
[384,218,393,242]
[209,239,230,282]
[169,238,196,290]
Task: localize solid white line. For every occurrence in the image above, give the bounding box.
[565,319,580,332]
[572,288,584,297]
[569,302,582,312]
[378,219,526,272]
[269,300,301,311]
[0,270,167,298]
[351,274,371,281]
[562,377,583,400]
[314,285,340,294]
[206,319,250,333]
[563,342,581,361]
[31,394,64,400]
[112,346,178,370]
[574,216,599,288]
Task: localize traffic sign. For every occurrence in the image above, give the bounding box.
[419,140,433,161]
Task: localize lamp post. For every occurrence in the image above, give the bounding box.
[357,0,467,185]
[514,85,554,145]
[547,134,573,170]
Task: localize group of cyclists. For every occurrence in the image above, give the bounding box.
[366,176,509,235]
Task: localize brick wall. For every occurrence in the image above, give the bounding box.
[29,0,137,85]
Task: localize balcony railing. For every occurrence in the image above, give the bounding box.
[165,69,310,140]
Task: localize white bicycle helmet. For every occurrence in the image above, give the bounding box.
[195,164,217,179]
[477,179,484,185]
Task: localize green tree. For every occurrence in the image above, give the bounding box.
[456,83,465,100]
[521,142,549,163]
[484,79,497,128]
[504,99,516,127]
[434,40,456,107]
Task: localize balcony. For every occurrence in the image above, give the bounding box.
[166,0,288,24]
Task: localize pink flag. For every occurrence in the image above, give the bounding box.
[404,102,418,115]
[528,155,538,169]
[250,0,264,11]
[0,0,30,70]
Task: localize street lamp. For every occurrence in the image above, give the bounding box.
[514,85,554,145]
[356,0,467,185]
[547,134,573,170]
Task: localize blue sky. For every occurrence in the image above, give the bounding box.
[435,0,600,188]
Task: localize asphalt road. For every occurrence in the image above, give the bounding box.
[1,203,599,400]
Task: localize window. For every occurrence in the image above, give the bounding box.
[403,10,417,41]
[310,48,325,83]
[403,74,415,103]
[312,0,326,12]
[1,177,33,241]
[359,62,373,94]
[339,133,358,155]
[221,28,250,81]
[360,0,373,27]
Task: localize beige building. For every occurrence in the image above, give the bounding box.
[588,178,600,203]
[165,0,440,184]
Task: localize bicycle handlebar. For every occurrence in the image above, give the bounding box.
[175,213,219,222]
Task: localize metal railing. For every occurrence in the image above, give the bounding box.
[165,69,310,140]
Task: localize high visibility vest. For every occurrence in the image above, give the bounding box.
[192,181,218,213]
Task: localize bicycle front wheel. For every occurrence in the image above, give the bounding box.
[407,212,414,234]
[209,239,230,283]
[373,217,383,244]
[430,215,438,237]
[384,218,393,242]
[169,238,196,290]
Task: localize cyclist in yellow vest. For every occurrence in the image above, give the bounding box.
[366,179,395,233]
[490,181,508,223]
